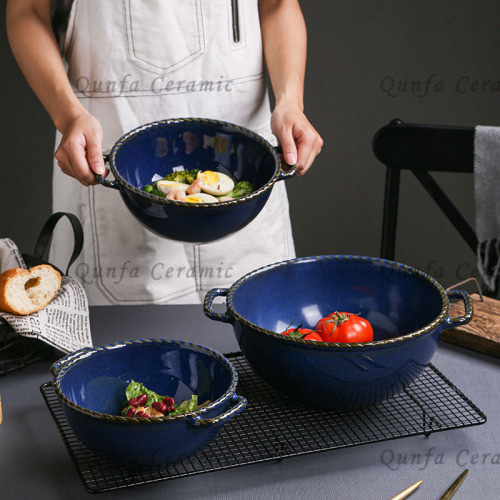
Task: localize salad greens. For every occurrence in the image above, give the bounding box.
[126,380,165,405]
[141,169,254,201]
[172,396,199,415]
[229,180,253,199]
[163,169,200,185]
[142,184,165,197]
[123,380,199,416]
[184,169,200,185]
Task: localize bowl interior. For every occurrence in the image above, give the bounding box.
[230,257,445,341]
[113,120,277,191]
[58,342,233,415]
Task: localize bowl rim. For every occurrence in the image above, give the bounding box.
[109,117,283,208]
[226,255,451,349]
[53,338,239,424]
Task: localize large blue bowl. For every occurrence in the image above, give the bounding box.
[204,255,473,410]
[51,339,247,468]
[96,118,294,242]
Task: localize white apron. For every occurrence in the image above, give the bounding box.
[50,0,295,304]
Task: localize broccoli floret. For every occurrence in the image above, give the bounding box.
[142,184,166,198]
[150,188,166,198]
[164,171,188,183]
[185,169,200,184]
[230,181,253,199]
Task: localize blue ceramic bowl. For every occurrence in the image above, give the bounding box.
[51,339,247,468]
[204,255,473,410]
[96,118,294,242]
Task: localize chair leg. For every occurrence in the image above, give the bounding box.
[380,166,400,260]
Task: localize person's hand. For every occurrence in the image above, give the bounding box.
[54,112,105,186]
[271,103,323,176]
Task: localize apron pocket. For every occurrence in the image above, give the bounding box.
[124,0,206,76]
[230,0,240,43]
[228,0,246,49]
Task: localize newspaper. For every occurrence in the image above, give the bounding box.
[0,238,92,353]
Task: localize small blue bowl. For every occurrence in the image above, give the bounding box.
[51,339,247,468]
[204,255,473,410]
[96,118,294,242]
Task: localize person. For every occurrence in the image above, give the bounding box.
[6,0,323,305]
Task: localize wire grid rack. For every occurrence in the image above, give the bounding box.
[40,352,487,494]
[0,320,58,376]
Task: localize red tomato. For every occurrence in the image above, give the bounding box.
[281,326,323,342]
[315,312,373,343]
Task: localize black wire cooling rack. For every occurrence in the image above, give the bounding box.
[40,353,487,494]
[0,321,59,376]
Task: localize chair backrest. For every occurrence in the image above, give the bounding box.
[372,119,476,261]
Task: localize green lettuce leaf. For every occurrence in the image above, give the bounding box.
[170,395,198,415]
[125,380,165,405]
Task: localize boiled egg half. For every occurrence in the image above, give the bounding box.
[185,193,218,203]
[157,180,190,194]
[197,170,234,196]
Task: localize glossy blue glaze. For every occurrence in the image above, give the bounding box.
[52,339,247,468]
[98,118,294,242]
[204,256,473,410]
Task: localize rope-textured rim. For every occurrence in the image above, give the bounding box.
[226,255,451,349]
[53,338,239,425]
[109,117,282,207]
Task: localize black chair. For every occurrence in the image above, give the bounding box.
[372,118,476,262]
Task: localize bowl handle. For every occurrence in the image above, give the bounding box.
[274,146,297,181]
[187,394,248,427]
[277,165,297,181]
[94,154,120,189]
[203,288,233,323]
[50,347,96,377]
[443,289,474,330]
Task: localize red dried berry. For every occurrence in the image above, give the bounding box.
[162,397,175,413]
[125,406,136,417]
[129,393,148,407]
[135,410,149,418]
[151,401,168,415]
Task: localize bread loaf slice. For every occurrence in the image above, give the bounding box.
[0,265,62,315]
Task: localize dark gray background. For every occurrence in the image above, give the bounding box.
[2,1,499,289]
